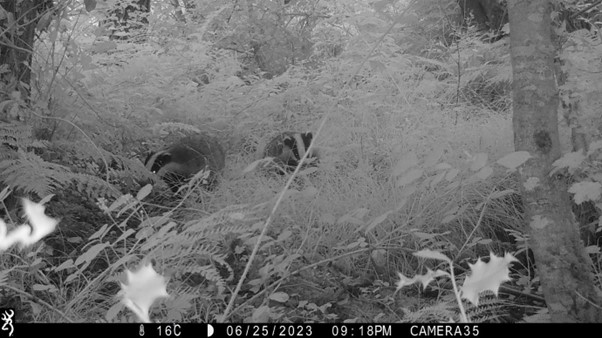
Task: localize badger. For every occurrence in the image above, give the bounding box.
[263,132,319,174]
[145,134,225,192]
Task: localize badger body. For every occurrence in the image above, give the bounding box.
[145,135,225,191]
[263,132,317,173]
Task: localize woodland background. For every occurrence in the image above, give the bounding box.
[1,0,602,323]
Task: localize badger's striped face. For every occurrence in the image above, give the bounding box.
[145,146,222,192]
[282,132,313,167]
[145,150,172,174]
[145,148,202,192]
[264,132,318,174]
[144,135,226,192]
[145,150,182,191]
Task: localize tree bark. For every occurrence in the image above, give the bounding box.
[0,0,50,101]
[457,0,507,31]
[508,0,602,322]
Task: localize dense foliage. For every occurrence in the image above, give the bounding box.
[0,0,601,323]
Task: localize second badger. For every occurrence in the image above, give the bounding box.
[145,134,226,192]
[263,131,319,174]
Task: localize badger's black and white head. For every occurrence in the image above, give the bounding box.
[145,135,225,192]
[145,148,190,192]
[145,150,173,174]
[264,132,318,174]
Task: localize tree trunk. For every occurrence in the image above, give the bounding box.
[508,0,602,322]
[457,0,507,31]
[0,0,49,102]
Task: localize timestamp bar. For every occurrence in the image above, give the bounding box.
[221,324,393,337]
[5,323,595,337]
[217,323,596,337]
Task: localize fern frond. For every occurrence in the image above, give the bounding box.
[465,294,506,323]
[151,122,201,136]
[0,150,121,199]
[185,264,227,294]
[183,203,265,233]
[401,300,458,323]
[70,172,120,199]
[105,154,154,183]
[0,151,71,197]
[140,203,263,293]
[0,123,47,160]
[174,242,224,259]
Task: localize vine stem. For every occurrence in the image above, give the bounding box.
[446,258,468,323]
[219,0,418,321]
[219,117,328,322]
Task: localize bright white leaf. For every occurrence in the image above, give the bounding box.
[0,199,58,251]
[461,252,517,306]
[120,263,169,323]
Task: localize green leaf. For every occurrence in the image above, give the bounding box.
[497,151,531,170]
[470,153,488,171]
[569,181,602,204]
[414,249,451,263]
[269,292,290,303]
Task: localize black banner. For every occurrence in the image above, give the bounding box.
[1,323,599,337]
